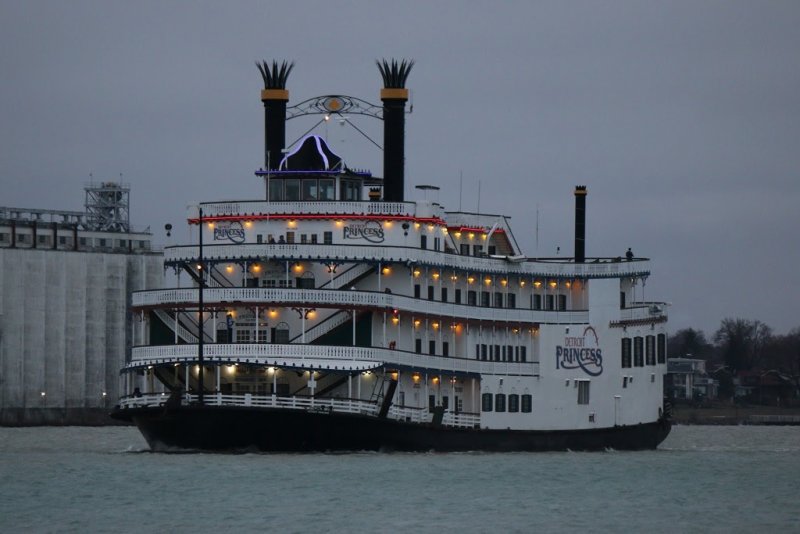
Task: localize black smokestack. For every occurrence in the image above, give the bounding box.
[574,186,587,263]
[377,59,414,202]
[257,60,294,170]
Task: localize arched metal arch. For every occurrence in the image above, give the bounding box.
[286,95,383,121]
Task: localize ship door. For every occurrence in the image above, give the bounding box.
[614,395,622,426]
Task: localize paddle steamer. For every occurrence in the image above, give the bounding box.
[112,60,671,451]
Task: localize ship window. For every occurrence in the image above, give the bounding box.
[460,244,470,255]
[269,179,284,201]
[481,291,490,307]
[429,395,436,412]
[546,295,554,311]
[520,346,527,362]
[454,289,461,304]
[323,231,333,245]
[415,339,422,354]
[508,345,514,362]
[494,292,503,308]
[494,345,501,361]
[495,393,506,412]
[507,293,516,309]
[319,179,335,201]
[621,338,632,368]
[646,335,656,365]
[481,344,487,360]
[467,290,477,306]
[441,287,448,302]
[0,233,7,243]
[521,394,532,412]
[558,294,567,311]
[236,330,251,343]
[482,393,493,412]
[501,346,506,361]
[634,337,644,367]
[58,235,67,245]
[414,284,421,298]
[533,294,542,310]
[475,344,480,359]
[427,286,434,301]
[429,340,436,355]
[285,179,300,201]
[311,234,318,244]
[488,245,496,255]
[300,234,307,244]
[657,334,666,364]
[302,179,318,200]
[286,232,295,244]
[473,245,483,256]
[623,376,628,388]
[442,342,449,357]
[434,237,440,251]
[508,394,519,413]
[441,396,449,410]
[577,380,590,405]
[257,234,263,244]
[420,235,427,250]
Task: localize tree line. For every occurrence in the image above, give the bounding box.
[669,319,800,396]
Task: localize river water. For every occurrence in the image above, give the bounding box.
[1,425,798,533]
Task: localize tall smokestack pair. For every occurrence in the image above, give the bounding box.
[257,59,413,202]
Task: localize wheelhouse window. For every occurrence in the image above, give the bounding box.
[302,179,318,200]
[269,180,284,201]
[657,333,667,364]
[340,180,360,200]
[285,179,300,201]
[319,179,335,200]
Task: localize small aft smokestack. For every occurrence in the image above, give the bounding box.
[378,59,414,202]
[574,186,587,263]
[257,60,294,170]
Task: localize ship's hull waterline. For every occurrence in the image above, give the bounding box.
[113,405,672,452]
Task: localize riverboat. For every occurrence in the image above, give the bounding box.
[111,59,671,451]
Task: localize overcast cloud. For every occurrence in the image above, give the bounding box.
[1,1,798,335]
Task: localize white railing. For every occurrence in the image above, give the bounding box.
[132,287,589,326]
[163,243,651,279]
[117,393,481,429]
[129,343,540,377]
[198,201,424,219]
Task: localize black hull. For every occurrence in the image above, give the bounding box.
[112,405,672,452]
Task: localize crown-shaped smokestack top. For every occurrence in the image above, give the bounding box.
[378,58,414,202]
[258,59,294,170]
[256,60,294,89]
[377,59,414,89]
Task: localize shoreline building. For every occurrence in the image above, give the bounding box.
[0,182,162,425]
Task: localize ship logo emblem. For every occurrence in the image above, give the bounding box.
[342,221,385,243]
[213,221,246,244]
[556,326,603,376]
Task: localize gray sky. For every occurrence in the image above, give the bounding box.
[2,1,799,336]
